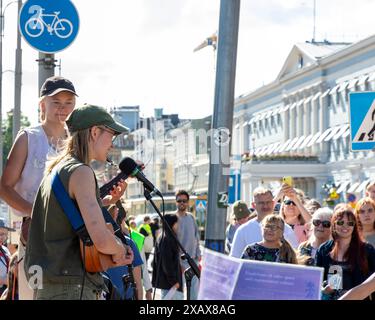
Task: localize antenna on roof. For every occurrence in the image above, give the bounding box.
[312,0,316,42]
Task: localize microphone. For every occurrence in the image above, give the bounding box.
[119,157,162,196]
[99,158,131,198]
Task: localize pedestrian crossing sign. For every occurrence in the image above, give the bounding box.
[349,91,375,151]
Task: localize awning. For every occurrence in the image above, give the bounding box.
[277,139,292,153]
[262,145,273,155]
[267,142,281,155]
[342,127,351,138]
[257,145,268,156]
[358,75,369,86]
[338,81,349,92]
[272,107,282,116]
[356,179,371,193]
[289,102,297,111]
[332,124,350,140]
[242,121,248,127]
[304,96,312,104]
[297,99,305,107]
[321,89,330,98]
[336,181,351,193]
[263,143,274,155]
[281,104,291,113]
[329,84,340,94]
[258,145,269,156]
[316,128,333,143]
[253,114,262,122]
[368,71,375,82]
[284,137,300,152]
[348,182,361,193]
[323,126,343,142]
[306,131,323,147]
[248,117,255,125]
[234,123,240,129]
[312,92,321,101]
[265,110,273,119]
[272,141,285,154]
[258,112,267,121]
[298,134,314,149]
[291,136,306,150]
[347,79,358,90]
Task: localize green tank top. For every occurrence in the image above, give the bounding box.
[24,157,104,288]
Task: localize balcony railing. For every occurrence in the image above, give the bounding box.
[241,152,319,163]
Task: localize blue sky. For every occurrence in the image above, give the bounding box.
[2,0,375,126]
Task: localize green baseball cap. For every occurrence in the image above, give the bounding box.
[66,104,129,134]
[232,200,251,220]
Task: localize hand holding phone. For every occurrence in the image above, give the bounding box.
[282,176,293,187]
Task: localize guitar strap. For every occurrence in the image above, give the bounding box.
[51,169,129,246]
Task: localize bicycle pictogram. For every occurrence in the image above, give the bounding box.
[25,8,73,39]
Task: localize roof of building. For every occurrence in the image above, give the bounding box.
[277,40,351,80]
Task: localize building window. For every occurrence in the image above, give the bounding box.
[298,55,304,69]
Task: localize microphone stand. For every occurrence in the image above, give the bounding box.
[143,188,200,300]
[122,264,138,300]
[101,202,137,300]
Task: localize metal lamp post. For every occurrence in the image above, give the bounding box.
[0,0,19,175]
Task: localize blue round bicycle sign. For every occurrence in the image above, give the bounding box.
[19,0,79,53]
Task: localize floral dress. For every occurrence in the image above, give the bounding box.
[241,243,283,262]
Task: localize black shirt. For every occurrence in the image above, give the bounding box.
[316,239,375,299]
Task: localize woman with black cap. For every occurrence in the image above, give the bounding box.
[0,76,78,300]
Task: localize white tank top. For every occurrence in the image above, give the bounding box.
[12,125,59,217]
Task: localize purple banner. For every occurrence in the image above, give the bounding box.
[199,249,323,300]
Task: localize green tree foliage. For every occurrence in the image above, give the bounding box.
[2,110,31,167]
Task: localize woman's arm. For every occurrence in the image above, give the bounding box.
[133,265,144,300]
[339,272,375,300]
[69,165,133,265]
[0,132,33,216]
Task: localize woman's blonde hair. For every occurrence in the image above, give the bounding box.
[39,96,46,122]
[46,128,92,174]
[262,214,297,264]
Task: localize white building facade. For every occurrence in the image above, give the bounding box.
[232,35,375,203]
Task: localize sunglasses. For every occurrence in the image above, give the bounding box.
[312,219,331,228]
[336,220,355,227]
[283,199,296,206]
[176,199,188,203]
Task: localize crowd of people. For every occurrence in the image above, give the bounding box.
[226,183,375,300]
[0,75,374,300]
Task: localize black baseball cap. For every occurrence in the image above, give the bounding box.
[40,76,78,97]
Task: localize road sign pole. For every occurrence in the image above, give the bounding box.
[205,0,240,253]
[37,52,55,118]
[12,0,22,142]
[38,52,55,88]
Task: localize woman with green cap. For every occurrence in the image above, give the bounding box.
[24,104,133,300]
